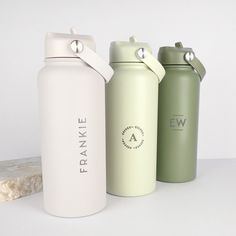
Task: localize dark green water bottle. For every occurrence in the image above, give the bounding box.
[157,42,206,183]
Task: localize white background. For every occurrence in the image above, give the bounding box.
[0,0,235,161]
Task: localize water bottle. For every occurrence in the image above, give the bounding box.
[38,28,113,217]
[106,37,165,196]
[157,42,206,183]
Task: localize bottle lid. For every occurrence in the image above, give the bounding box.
[158,42,206,80]
[158,42,195,65]
[45,28,96,58]
[110,36,152,63]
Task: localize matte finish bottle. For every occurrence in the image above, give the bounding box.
[157,42,206,183]
[38,29,113,217]
[106,37,165,196]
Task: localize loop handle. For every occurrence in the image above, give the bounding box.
[70,40,113,83]
[184,52,206,81]
[136,48,165,83]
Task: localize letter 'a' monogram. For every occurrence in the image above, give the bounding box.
[129,133,137,142]
[122,126,144,149]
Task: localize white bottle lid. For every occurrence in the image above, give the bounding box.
[44,28,113,83]
[45,28,96,58]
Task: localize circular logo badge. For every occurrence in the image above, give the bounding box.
[122,126,144,149]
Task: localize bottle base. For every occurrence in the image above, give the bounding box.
[107,185,156,197]
[156,175,196,183]
[43,203,106,218]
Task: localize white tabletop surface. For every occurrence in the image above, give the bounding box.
[0,159,235,236]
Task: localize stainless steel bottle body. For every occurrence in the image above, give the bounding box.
[38,58,106,217]
[106,63,159,196]
[157,65,200,182]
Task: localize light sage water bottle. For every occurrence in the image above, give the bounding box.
[106,37,165,196]
[157,42,206,183]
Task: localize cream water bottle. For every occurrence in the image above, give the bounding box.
[38,29,113,217]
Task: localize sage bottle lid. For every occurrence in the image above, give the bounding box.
[158,42,195,65]
[45,28,96,58]
[110,36,152,63]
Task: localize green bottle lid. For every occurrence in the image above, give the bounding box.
[110,36,152,63]
[158,42,206,81]
[158,42,195,65]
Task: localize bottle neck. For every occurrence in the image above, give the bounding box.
[45,57,87,66]
[163,64,193,70]
[111,62,150,70]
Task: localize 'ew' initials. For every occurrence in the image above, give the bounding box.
[170,118,187,129]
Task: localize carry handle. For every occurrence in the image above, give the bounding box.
[70,40,113,83]
[130,37,165,83]
[175,42,206,81]
[184,52,206,81]
[136,48,165,83]
[69,28,113,83]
